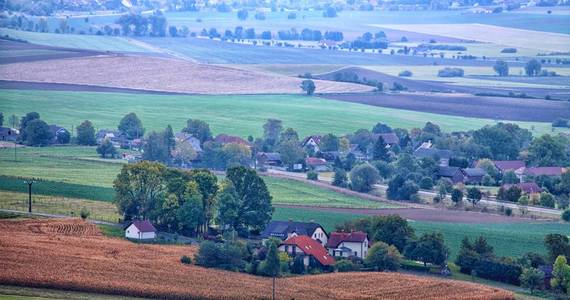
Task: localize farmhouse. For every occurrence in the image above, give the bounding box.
[414,147,453,166]
[517,167,564,180]
[462,168,487,185]
[175,132,202,153]
[437,166,464,184]
[260,220,328,246]
[49,125,70,144]
[0,127,19,142]
[326,231,369,259]
[502,182,542,197]
[492,160,526,174]
[301,135,322,153]
[125,220,157,240]
[305,157,329,172]
[256,152,282,167]
[278,235,335,268]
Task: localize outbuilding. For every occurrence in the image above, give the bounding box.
[125,220,157,240]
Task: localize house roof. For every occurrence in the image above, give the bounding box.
[129,220,156,233]
[414,148,453,159]
[373,133,400,145]
[438,166,462,177]
[523,167,563,177]
[503,182,542,194]
[49,125,67,135]
[493,160,526,172]
[326,231,368,248]
[214,134,250,146]
[0,127,19,136]
[257,152,282,161]
[281,235,335,266]
[260,220,324,240]
[462,168,487,177]
[305,157,327,166]
[301,135,322,146]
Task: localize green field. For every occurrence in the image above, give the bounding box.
[0,90,562,138]
[273,206,570,259]
[0,28,151,52]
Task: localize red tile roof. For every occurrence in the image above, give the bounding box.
[130,220,156,233]
[503,182,542,194]
[214,134,250,146]
[523,167,563,177]
[305,157,327,166]
[326,231,368,248]
[281,235,335,266]
[493,160,526,172]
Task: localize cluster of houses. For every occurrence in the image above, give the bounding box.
[261,220,370,269]
[0,125,69,145]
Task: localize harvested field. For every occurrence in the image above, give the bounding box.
[0,219,514,300]
[0,54,373,94]
[374,24,570,52]
[324,92,570,122]
[0,40,103,64]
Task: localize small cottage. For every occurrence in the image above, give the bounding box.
[326,231,369,259]
[125,220,157,240]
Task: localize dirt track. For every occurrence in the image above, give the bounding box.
[276,204,538,224]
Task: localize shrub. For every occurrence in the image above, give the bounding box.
[391,82,406,91]
[181,255,192,264]
[501,48,517,53]
[335,259,356,272]
[539,192,555,208]
[562,209,570,222]
[437,67,464,77]
[307,171,318,181]
[349,163,379,192]
[505,207,513,216]
[398,70,413,77]
[80,207,90,220]
[365,242,401,271]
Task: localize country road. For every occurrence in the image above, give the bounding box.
[265,169,562,218]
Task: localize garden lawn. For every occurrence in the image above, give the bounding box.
[0,90,560,138]
[273,206,570,259]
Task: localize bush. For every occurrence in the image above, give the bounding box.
[181,255,192,264]
[398,70,413,77]
[335,259,356,272]
[501,48,517,53]
[80,207,90,220]
[437,67,464,77]
[307,171,318,181]
[349,163,380,192]
[539,192,555,208]
[365,242,401,271]
[505,207,513,216]
[562,209,570,222]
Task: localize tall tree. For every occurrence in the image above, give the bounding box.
[164,125,175,155]
[189,169,218,233]
[25,119,53,146]
[493,60,509,76]
[349,163,379,192]
[404,232,449,267]
[466,187,482,207]
[300,79,316,95]
[263,119,283,149]
[372,122,392,134]
[525,59,542,76]
[0,112,3,127]
[97,139,117,158]
[372,135,390,161]
[118,113,144,140]
[527,134,568,167]
[276,140,304,169]
[226,166,273,233]
[320,133,339,152]
[143,131,171,163]
[76,120,96,145]
[183,119,212,143]
[113,161,167,220]
[19,112,40,142]
[279,127,299,144]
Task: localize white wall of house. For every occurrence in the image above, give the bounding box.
[311,227,328,246]
[278,244,310,266]
[328,239,369,259]
[125,224,156,240]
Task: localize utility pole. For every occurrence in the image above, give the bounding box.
[272,276,275,300]
[24,179,36,213]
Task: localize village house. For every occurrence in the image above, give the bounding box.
[49,125,70,144]
[516,167,564,182]
[373,132,400,147]
[124,220,157,240]
[175,132,203,153]
[278,235,335,268]
[256,152,282,167]
[301,135,322,153]
[348,144,367,161]
[305,157,329,172]
[0,127,19,142]
[437,166,464,184]
[260,220,328,247]
[214,134,251,147]
[462,168,487,185]
[414,143,453,166]
[492,160,526,174]
[326,231,369,259]
[502,182,542,198]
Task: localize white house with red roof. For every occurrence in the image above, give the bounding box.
[125,220,157,240]
[278,235,335,268]
[326,231,369,259]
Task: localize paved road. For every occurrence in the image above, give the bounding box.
[265,169,561,218]
[0,208,119,226]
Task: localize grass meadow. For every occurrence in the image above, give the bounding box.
[0,90,562,138]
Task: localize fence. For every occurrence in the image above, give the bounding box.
[0,194,120,224]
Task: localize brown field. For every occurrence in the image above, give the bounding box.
[0,54,373,95]
[0,219,514,300]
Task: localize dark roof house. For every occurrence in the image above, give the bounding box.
[462,168,487,184]
[522,167,563,177]
[493,160,526,173]
[0,127,19,142]
[256,152,282,166]
[438,166,464,183]
[502,182,542,194]
[260,220,325,241]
